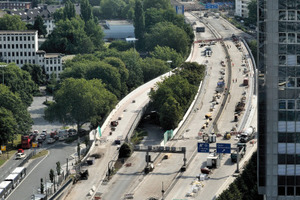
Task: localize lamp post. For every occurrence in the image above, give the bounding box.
[0,65,7,85]
[167,60,172,77]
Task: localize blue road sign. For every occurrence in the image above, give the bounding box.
[205,3,219,9]
[198,142,209,153]
[216,143,231,154]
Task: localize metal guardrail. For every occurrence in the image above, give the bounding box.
[49,178,73,200]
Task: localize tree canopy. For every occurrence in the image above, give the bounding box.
[0,14,27,30]
[149,62,205,130]
[150,46,184,68]
[21,64,46,85]
[40,16,102,54]
[145,22,190,56]
[134,0,145,50]
[0,85,33,144]
[44,78,117,130]
[33,16,47,37]
[246,0,257,26]
[1,63,38,107]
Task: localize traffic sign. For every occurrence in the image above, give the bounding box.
[198,142,209,153]
[1,145,6,151]
[205,3,219,9]
[216,143,231,154]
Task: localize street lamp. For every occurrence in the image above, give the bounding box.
[0,65,7,85]
[166,60,172,77]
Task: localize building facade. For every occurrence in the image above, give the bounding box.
[0,30,63,78]
[235,0,251,18]
[258,0,300,199]
[101,20,135,41]
[0,1,31,10]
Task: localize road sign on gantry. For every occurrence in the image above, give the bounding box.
[198,142,209,153]
[205,3,219,9]
[216,143,231,154]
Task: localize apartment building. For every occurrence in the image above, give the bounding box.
[258,0,300,199]
[0,30,63,78]
[235,0,251,18]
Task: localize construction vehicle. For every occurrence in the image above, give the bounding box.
[205,112,213,120]
[207,152,220,169]
[239,127,255,143]
[224,132,231,140]
[231,143,246,163]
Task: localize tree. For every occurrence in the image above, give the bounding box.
[150,46,184,68]
[3,63,38,107]
[109,40,133,51]
[0,85,33,138]
[64,0,76,20]
[100,0,126,19]
[32,0,39,8]
[134,0,145,50]
[44,78,117,134]
[53,8,65,22]
[118,143,132,158]
[33,16,47,37]
[0,107,17,145]
[141,57,169,82]
[145,22,190,56]
[41,17,94,54]
[159,96,182,130]
[0,14,27,30]
[178,62,206,86]
[22,64,46,85]
[80,0,93,22]
[143,0,170,10]
[84,19,105,51]
[40,178,44,194]
[247,0,257,26]
[56,161,61,176]
[49,169,54,183]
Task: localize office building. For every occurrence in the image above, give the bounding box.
[235,0,251,18]
[0,30,63,78]
[258,0,300,198]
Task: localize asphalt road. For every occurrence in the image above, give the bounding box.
[6,96,78,200]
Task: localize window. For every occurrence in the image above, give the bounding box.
[8,52,10,56]
[32,44,34,48]
[287,186,294,195]
[50,60,52,64]
[16,52,18,56]
[16,44,18,48]
[279,11,287,20]
[12,52,14,56]
[288,11,296,20]
[12,44,14,49]
[279,33,287,43]
[7,44,10,49]
[7,37,10,41]
[16,36,18,41]
[32,36,34,40]
[50,67,53,71]
[28,36,30,41]
[24,44,26,48]
[280,55,287,65]
[24,36,26,41]
[278,186,285,195]
[288,100,295,109]
[288,33,296,43]
[279,100,287,109]
[24,52,27,56]
[20,44,22,48]
[58,66,61,71]
[20,36,22,41]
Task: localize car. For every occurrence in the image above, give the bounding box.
[40,133,46,140]
[33,130,39,134]
[68,128,77,136]
[58,136,66,141]
[110,121,119,127]
[16,153,26,159]
[47,138,55,144]
[42,129,47,135]
[16,149,26,159]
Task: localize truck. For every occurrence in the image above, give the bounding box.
[21,136,31,149]
[231,143,246,163]
[207,153,220,169]
[239,127,255,143]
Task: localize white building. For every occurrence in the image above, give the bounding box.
[235,0,251,18]
[0,30,63,78]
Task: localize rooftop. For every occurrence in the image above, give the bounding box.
[0,30,37,34]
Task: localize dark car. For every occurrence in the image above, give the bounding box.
[68,128,77,136]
